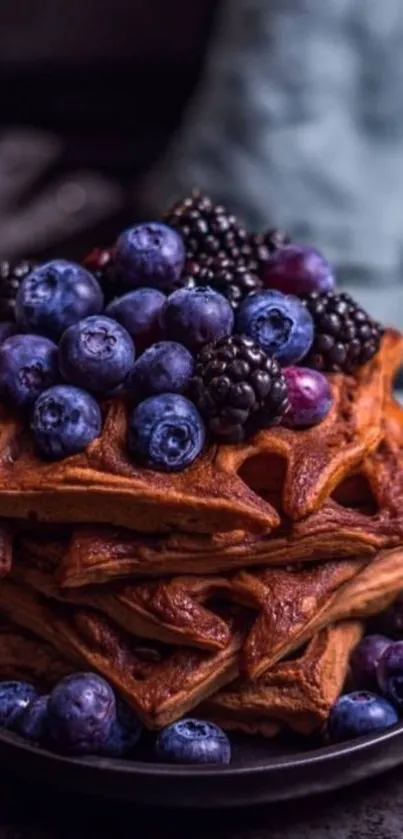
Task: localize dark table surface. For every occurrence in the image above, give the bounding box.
[1,764,403,839]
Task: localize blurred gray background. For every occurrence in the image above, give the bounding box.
[1,0,403,329]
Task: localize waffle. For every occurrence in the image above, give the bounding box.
[200,622,363,737]
[236,546,403,678]
[0,330,401,739]
[52,397,403,588]
[0,617,360,738]
[0,579,244,728]
[2,547,403,728]
[0,621,71,689]
[11,556,234,651]
[0,329,400,536]
[13,537,403,668]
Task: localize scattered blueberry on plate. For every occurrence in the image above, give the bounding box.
[0,682,37,729]
[328,691,398,743]
[155,719,231,765]
[99,698,142,758]
[47,673,116,755]
[13,695,50,742]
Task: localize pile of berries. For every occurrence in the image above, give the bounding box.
[0,192,382,472]
[0,672,231,765]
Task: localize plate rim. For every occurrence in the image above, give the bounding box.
[1,718,402,776]
[3,719,403,807]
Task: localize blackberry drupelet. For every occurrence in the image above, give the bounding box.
[83,247,124,303]
[183,254,262,309]
[189,334,289,443]
[0,260,36,321]
[246,229,290,275]
[302,291,382,374]
[164,190,248,262]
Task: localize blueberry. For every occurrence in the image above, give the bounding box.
[0,321,18,344]
[59,315,135,394]
[0,334,59,409]
[155,719,231,765]
[283,366,332,428]
[105,288,165,353]
[328,692,398,743]
[0,681,37,729]
[162,286,234,353]
[262,244,336,296]
[129,341,194,403]
[115,223,185,292]
[99,699,142,757]
[15,260,103,339]
[350,635,391,690]
[13,695,49,742]
[236,290,314,365]
[377,641,403,708]
[31,385,102,460]
[128,393,205,472]
[47,673,116,755]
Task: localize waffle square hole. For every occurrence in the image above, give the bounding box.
[331,473,379,516]
[237,453,286,512]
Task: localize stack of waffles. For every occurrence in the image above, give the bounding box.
[1,328,403,739]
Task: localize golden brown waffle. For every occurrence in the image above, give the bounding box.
[0,617,362,739]
[3,548,403,731]
[0,579,243,728]
[11,557,234,652]
[11,540,367,655]
[53,396,403,587]
[0,621,71,688]
[200,622,363,737]
[234,547,403,678]
[0,618,361,738]
[13,541,403,670]
[0,329,400,535]
[54,523,367,587]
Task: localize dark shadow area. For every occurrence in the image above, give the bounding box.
[238,453,287,513]
[331,473,379,516]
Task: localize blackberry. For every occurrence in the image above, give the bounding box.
[246,229,290,275]
[0,260,36,321]
[83,247,124,303]
[189,334,289,443]
[183,254,262,309]
[164,190,248,262]
[302,291,382,374]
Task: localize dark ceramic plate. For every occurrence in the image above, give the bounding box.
[1,722,403,807]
